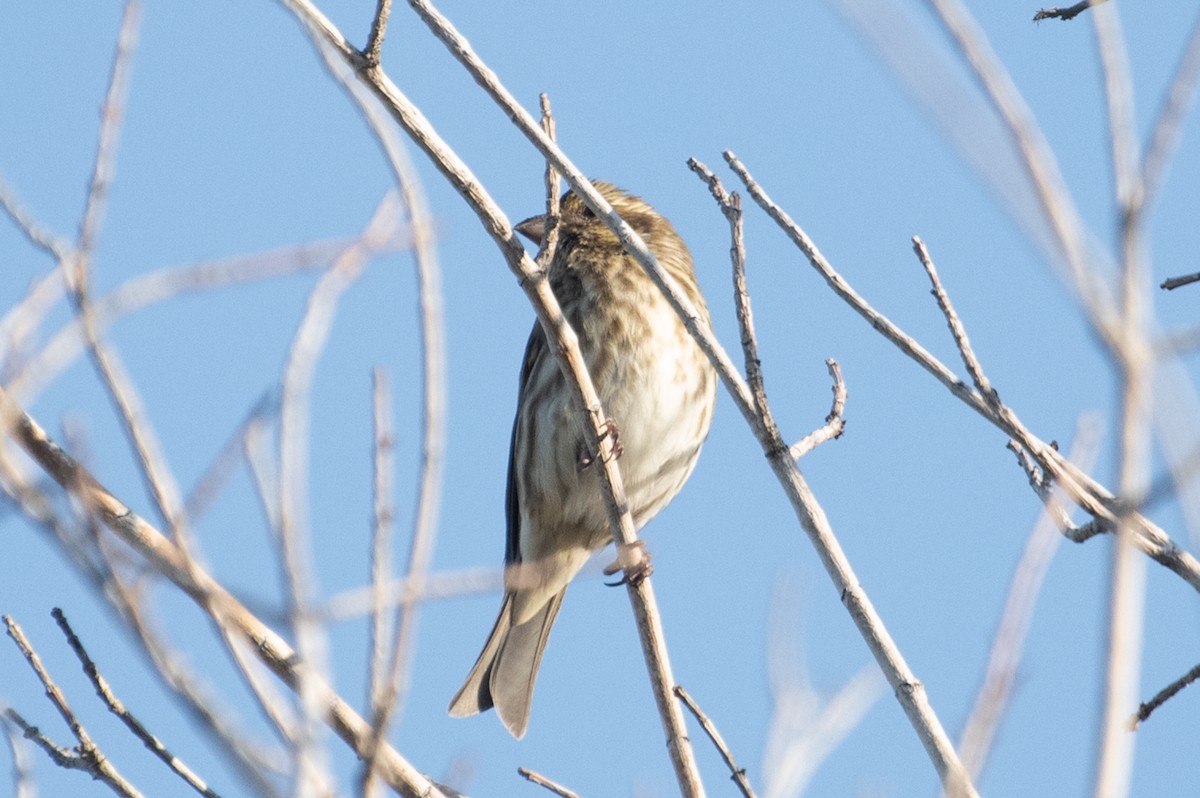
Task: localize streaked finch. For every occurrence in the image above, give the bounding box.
[448,181,716,738]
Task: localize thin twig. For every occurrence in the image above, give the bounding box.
[0,176,71,261]
[536,93,562,271]
[4,616,144,798]
[51,609,222,798]
[366,367,395,798]
[912,236,996,403]
[276,193,404,795]
[96,547,288,797]
[183,392,277,521]
[789,359,848,460]
[300,28,448,795]
[0,389,448,798]
[1,712,36,798]
[674,686,757,798]
[517,767,582,798]
[1140,10,1200,216]
[726,152,1200,594]
[1128,663,1200,729]
[1161,272,1200,291]
[687,158,781,439]
[363,0,392,65]
[1033,0,1109,22]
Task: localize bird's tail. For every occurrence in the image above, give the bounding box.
[447,589,565,739]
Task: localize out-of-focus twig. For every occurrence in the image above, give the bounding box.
[959,417,1101,779]
[0,388,447,798]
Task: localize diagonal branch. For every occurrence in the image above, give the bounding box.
[0,388,448,798]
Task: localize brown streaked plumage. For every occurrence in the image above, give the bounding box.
[448,182,716,738]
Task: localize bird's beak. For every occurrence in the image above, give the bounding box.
[515,214,547,244]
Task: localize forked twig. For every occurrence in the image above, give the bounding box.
[4,615,144,798]
[51,609,222,797]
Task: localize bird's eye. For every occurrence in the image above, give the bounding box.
[581,204,595,218]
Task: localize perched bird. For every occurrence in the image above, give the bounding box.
[448,181,716,738]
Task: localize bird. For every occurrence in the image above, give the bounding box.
[448,181,716,738]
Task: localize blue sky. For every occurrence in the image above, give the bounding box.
[2,2,1199,796]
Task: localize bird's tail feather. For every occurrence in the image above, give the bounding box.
[447,589,565,739]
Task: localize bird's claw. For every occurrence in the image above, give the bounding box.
[576,419,623,471]
[603,540,652,586]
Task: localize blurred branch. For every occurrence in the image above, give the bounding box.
[367,366,395,791]
[1140,11,1200,216]
[275,191,405,794]
[301,25,449,795]
[1,712,36,798]
[925,0,1117,346]
[762,577,884,798]
[0,388,448,798]
[1093,5,1151,796]
[682,160,976,791]
[959,417,1101,779]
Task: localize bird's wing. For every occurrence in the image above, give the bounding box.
[505,323,547,566]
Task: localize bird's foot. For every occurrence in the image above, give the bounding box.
[604,540,653,586]
[576,418,623,471]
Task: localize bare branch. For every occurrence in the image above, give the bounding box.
[1033,0,1109,22]
[3,616,144,798]
[363,0,392,66]
[726,151,1200,594]
[1140,11,1200,215]
[1129,663,1200,730]
[788,359,847,460]
[0,176,71,261]
[367,366,395,728]
[674,686,757,798]
[276,192,404,795]
[1,712,36,798]
[1161,272,1200,291]
[51,609,221,798]
[0,389,448,798]
[517,767,582,798]
[912,236,996,403]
